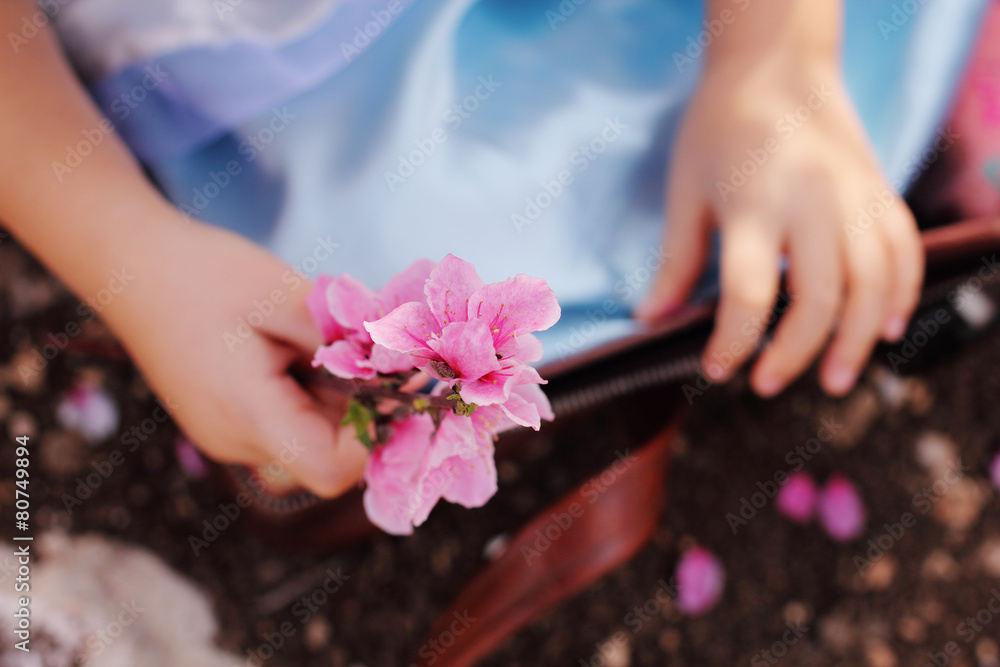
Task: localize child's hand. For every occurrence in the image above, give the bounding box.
[110,222,368,497]
[637,60,924,397]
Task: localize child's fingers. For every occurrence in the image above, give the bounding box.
[251,372,368,498]
[819,234,891,395]
[262,282,326,353]
[702,218,781,382]
[750,222,842,397]
[878,203,924,340]
[634,174,711,321]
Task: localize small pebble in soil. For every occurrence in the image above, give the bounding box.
[174,437,209,479]
[831,388,880,450]
[861,555,897,591]
[979,538,1000,578]
[977,639,1000,667]
[922,549,960,581]
[990,452,1000,489]
[904,378,934,416]
[896,615,927,644]
[870,366,908,409]
[932,479,988,532]
[658,628,681,654]
[819,612,856,656]
[782,601,813,627]
[864,637,898,667]
[482,534,508,561]
[7,410,37,440]
[817,475,867,542]
[106,506,131,529]
[915,431,959,475]
[6,346,45,394]
[39,430,88,477]
[305,616,332,652]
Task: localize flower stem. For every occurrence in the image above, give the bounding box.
[307,372,455,410]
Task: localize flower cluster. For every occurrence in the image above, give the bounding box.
[309,255,560,534]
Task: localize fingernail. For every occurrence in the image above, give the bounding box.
[753,373,783,397]
[825,366,856,395]
[883,316,907,341]
[635,299,679,321]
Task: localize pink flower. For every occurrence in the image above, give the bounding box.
[676,546,725,616]
[817,475,867,542]
[991,452,1000,490]
[311,260,435,380]
[776,473,818,524]
[362,384,553,534]
[365,254,560,407]
[56,383,119,444]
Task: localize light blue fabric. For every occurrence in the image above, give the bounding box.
[97,0,988,361]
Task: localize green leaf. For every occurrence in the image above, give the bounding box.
[341,400,374,449]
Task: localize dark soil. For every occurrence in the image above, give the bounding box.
[2,234,1000,667]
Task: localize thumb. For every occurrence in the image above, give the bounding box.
[634,179,711,322]
[251,371,369,499]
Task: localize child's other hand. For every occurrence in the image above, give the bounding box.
[637,61,924,397]
[110,221,367,497]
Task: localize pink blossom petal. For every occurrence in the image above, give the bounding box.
[174,436,208,480]
[456,372,515,407]
[378,259,436,312]
[425,254,484,327]
[368,343,422,376]
[365,302,440,355]
[426,412,480,469]
[362,414,436,535]
[498,383,554,430]
[497,331,544,364]
[990,452,1000,489]
[817,475,867,542]
[676,546,725,616]
[776,472,818,524]
[429,320,502,381]
[305,275,343,343]
[56,384,119,444]
[468,274,561,346]
[328,274,381,333]
[436,454,498,510]
[312,339,376,380]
